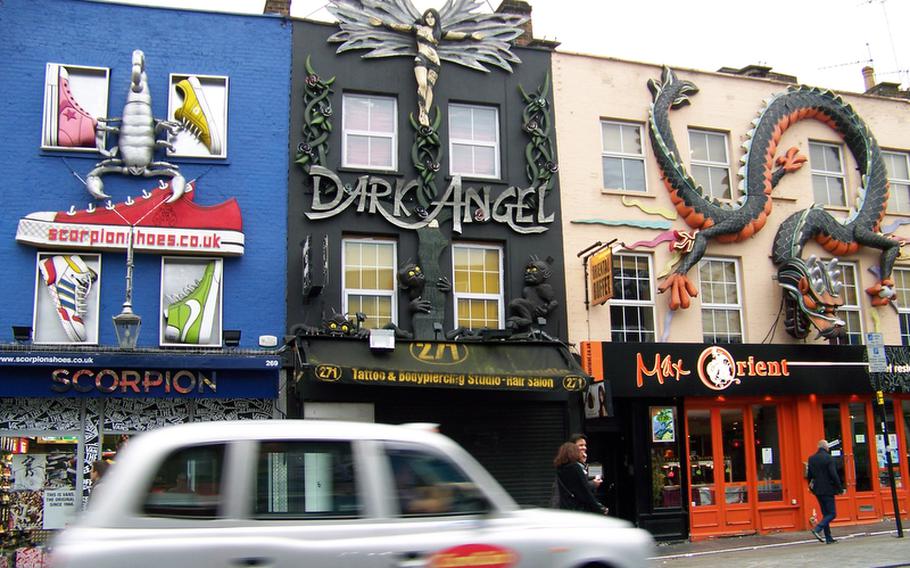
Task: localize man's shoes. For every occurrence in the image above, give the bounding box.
[16,181,245,256]
[39,255,97,342]
[810,528,825,542]
[174,77,222,154]
[56,67,97,148]
[826,539,838,544]
[163,261,222,344]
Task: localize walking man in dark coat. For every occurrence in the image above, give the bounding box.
[806,439,843,543]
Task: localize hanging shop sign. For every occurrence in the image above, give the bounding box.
[581,342,884,397]
[0,351,280,398]
[301,337,588,394]
[588,248,613,306]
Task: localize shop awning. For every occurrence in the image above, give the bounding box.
[297,336,590,395]
[0,350,280,398]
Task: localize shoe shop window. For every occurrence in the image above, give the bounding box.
[342,94,397,171]
[1,435,80,563]
[160,257,224,347]
[167,74,229,159]
[40,63,110,152]
[33,253,101,345]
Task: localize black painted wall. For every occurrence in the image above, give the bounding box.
[287,19,568,339]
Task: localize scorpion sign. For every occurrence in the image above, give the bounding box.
[85,50,186,203]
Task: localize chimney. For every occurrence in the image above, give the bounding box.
[496,0,533,47]
[862,66,876,91]
[264,0,290,17]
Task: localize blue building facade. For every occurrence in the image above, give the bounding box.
[0,0,290,556]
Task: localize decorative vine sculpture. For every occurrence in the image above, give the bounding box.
[519,73,558,194]
[295,56,335,172]
[409,112,442,212]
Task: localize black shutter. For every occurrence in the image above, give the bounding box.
[378,401,567,507]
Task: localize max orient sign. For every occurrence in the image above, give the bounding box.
[582,342,872,397]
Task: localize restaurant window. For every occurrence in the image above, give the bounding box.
[610,253,655,342]
[895,267,910,346]
[601,120,646,192]
[832,261,862,345]
[452,243,502,329]
[342,238,397,329]
[687,409,715,506]
[809,141,847,207]
[449,103,499,178]
[753,405,783,502]
[143,444,225,518]
[903,401,910,484]
[698,257,743,343]
[650,407,682,509]
[342,94,397,170]
[689,129,731,200]
[254,441,359,518]
[874,401,902,489]
[884,151,910,214]
[721,408,748,504]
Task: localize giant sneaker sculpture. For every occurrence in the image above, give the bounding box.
[39,255,97,342]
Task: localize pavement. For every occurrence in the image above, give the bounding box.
[650,519,910,567]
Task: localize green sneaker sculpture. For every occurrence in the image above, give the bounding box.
[163,261,221,344]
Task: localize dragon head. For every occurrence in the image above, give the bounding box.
[776,255,846,341]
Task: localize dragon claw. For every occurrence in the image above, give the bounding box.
[866,279,896,306]
[776,147,807,173]
[658,273,699,310]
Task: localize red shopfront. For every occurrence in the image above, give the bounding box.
[582,342,910,540]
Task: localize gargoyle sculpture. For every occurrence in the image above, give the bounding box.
[506,255,558,334]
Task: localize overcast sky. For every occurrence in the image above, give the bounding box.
[100,0,908,94]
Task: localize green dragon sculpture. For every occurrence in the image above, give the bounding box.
[648,66,900,339]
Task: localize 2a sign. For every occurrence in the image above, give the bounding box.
[408,342,469,365]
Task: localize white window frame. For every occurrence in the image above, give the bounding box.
[610,253,656,342]
[451,243,504,329]
[341,238,397,328]
[698,257,744,344]
[830,260,863,345]
[895,267,910,346]
[601,120,647,192]
[688,129,732,200]
[342,94,397,171]
[809,141,847,207]
[884,150,910,214]
[448,103,500,179]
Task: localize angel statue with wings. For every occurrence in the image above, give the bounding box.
[328,0,527,127]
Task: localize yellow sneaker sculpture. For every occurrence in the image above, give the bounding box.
[175,77,221,155]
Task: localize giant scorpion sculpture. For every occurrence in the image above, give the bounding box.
[85,50,186,203]
[648,66,900,339]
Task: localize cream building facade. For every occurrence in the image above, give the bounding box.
[552,51,910,539]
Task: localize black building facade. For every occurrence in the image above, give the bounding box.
[286,8,588,505]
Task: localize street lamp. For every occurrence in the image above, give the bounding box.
[112,227,141,349]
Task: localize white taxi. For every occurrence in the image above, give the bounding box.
[50,420,654,568]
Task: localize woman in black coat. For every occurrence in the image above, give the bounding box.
[554,441,608,515]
